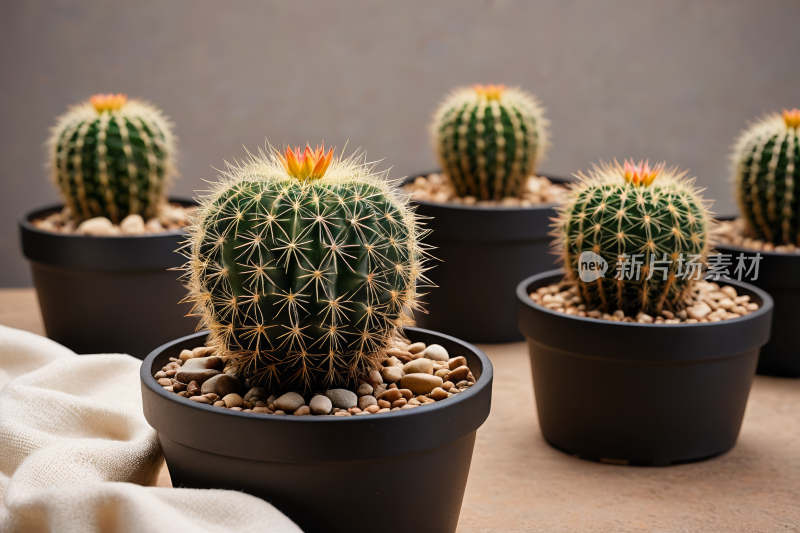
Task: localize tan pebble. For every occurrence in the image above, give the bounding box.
[347,407,362,414]
[612,310,625,319]
[587,310,602,318]
[190,396,211,404]
[334,411,352,417]
[386,347,413,360]
[407,342,426,354]
[392,398,407,408]
[154,371,167,379]
[733,305,748,315]
[442,381,454,391]
[120,214,146,235]
[687,302,712,320]
[171,381,187,392]
[400,374,444,395]
[422,344,449,361]
[435,369,450,378]
[157,378,173,387]
[720,286,738,299]
[378,389,403,402]
[449,387,460,394]
[355,411,372,416]
[390,407,401,411]
[145,218,164,233]
[179,349,195,362]
[165,369,177,377]
[660,310,674,319]
[193,346,217,358]
[205,393,219,402]
[685,318,699,324]
[213,401,226,407]
[252,406,270,414]
[380,366,404,384]
[223,393,244,408]
[388,383,398,390]
[273,410,286,415]
[447,356,467,370]
[408,398,421,406]
[76,217,113,236]
[366,369,383,387]
[734,295,750,304]
[294,406,311,416]
[718,298,736,310]
[177,391,188,397]
[456,380,471,388]
[746,303,759,311]
[400,404,418,409]
[402,358,434,375]
[242,401,253,410]
[430,387,449,401]
[377,408,391,413]
[446,366,470,383]
[398,389,413,400]
[727,313,742,319]
[378,399,392,409]
[356,383,373,397]
[229,407,242,411]
[365,405,381,414]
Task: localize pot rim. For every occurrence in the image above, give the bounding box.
[517,268,774,330]
[19,198,195,241]
[400,171,573,214]
[141,327,493,424]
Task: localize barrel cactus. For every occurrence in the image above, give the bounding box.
[431,84,549,201]
[556,160,711,314]
[48,93,175,224]
[184,144,429,392]
[733,108,800,246]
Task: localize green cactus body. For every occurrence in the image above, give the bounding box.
[48,94,175,223]
[185,146,428,392]
[556,161,710,314]
[432,84,549,201]
[733,110,800,246]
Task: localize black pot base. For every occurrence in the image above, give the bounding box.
[545,438,728,467]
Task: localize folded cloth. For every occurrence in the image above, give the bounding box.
[0,325,301,533]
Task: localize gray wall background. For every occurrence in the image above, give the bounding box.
[1,0,798,286]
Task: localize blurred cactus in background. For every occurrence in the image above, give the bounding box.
[48,93,175,223]
[733,108,800,246]
[431,84,549,201]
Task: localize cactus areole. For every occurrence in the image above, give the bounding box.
[48,93,175,224]
[432,84,550,201]
[733,109,800,246]
[184,145,430,392]
[556,160,711,315]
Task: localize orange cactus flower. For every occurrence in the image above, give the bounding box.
[278,143,334,181]
[623,159,663,186]
[89,93,128,113]
[473,84,506,100]
[783,108,800,129]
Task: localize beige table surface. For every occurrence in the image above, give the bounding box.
[2,288,799,532]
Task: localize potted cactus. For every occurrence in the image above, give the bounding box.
[714,108,800,376]
[18,94,196,357]
[404,84,568,342]
[516,160,773,465]
[140,145,493,533]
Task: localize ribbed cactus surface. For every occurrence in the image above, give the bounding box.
[733,109,800,246]
[184,145,428,391]
[48,94,175,223]
[432,84,549,201]
[556,160,711,314]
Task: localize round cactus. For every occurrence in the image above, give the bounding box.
[555,160,711,314]
[48,93,175,224]
[733,108,800,246]
[184,144,429,392]
[431,84,549,201]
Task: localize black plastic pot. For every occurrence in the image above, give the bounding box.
[517,269,773,466]
[715,240,800,377]
[141,327,493,533]
[406,173,571,343]
[19,201,197,358]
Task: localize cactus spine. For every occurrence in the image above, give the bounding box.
[48,94,175,223]
[184,145,429,392]
[556,160,711,314]
[431,84,549,201]
[733,109,800,246]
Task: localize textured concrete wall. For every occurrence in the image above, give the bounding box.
[1,0,798,286]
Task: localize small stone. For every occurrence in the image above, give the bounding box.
[400,374,444,395]
[402,358,434,375]
[157,378,172,387]
[687,302,712,320]
[348,407,362,414]
[334,411,352,417]
[294,406,311,416]
[366,370,383,387]
[380,366,404,384]
[378,408,391,413]
[358,395,377,410]
[442,381,455,391]
[456,380,471,388]
[165,369,177,377]
[721,285,738,299]
[145,218,164,233]
[434,369,450,378]
[398,389,413,400]
[179,349,195,362]
[373,384,387,398]
[163,386,174,392]
[274,392,306,413]
[392,398,407,408]
[120,214,146,235]
[253,407,270,414]
[430,387,448,401]
[356,383,374,397]
[242,401,253,410]
[201,374,241,397]
[365,405,381,414]
[243,387,268,404]
[310,394,333,415]
[229,407,242,411]
[193,346,217,358]
[190,396,211,404]
[154,371,167,379]
[446,366,470,383]
[181,356,225,371]
[422,344,449,361]
[213,400,226,407]
[378,399,392,409]
[223,394,244,408]
[407,342,426,354]
[377,389,403,402]
[266,395,278,406]
[718,298,736,310]
[76,217,113,236]
[273,410,286,415]
[186,381,200,396]
[400,404,418,410]
[447,356,467,370]
[325,389,358,409]
[204,393,219,402]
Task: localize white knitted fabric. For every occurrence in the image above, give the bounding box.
[0,325,301,533]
